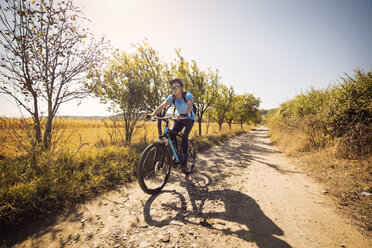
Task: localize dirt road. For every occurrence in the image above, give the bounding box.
[15,127,370,248]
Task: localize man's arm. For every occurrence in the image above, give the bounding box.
[186,98,193,116]
[151,100,171,117]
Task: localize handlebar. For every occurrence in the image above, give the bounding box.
[148,116,180,122]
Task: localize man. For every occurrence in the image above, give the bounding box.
[149,78,195,168]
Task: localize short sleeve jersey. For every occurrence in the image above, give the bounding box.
[166,92,196,121]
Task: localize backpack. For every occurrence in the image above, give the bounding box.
[172,92,197,118]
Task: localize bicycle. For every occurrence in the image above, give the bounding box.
[137,116,196,195]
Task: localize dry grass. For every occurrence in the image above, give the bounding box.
[268,126,372,235]
[0,118,250,157]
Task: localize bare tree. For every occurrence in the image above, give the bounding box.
[0,0,106,149]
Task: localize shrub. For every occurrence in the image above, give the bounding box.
[268,68,372,158]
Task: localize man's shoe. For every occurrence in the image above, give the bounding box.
[179,154,188,172]
[181,153,189,166]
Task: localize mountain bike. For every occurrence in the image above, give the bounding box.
[137,116,196,195]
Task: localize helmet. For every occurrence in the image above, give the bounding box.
[170,78,184,87]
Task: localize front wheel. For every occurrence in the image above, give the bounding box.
[183,140,196,175]
[137,142,171,195]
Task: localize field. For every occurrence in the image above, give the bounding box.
[0,118,249,157]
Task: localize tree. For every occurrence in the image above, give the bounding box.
[133,40,172,134]
[173,51,220,136]
[134,40,170,112]
[211,84,234,131]
[89,51,146,145]
[235,94,261,128]
[88,42,170,144]
[224,88,237,129]
[0,0,105,149]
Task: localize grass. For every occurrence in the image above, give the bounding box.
[0,118,251,243]
[0,146,138,226]
[0,118,248,157]
[268,125,372,235]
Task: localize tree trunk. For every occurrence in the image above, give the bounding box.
[198,118,202,136]
[43,95,54,149]
[43,116,53,149]
[33,95,42,145]
[124,115,131,145]
[34,116,42,146]
[206,112,211,135]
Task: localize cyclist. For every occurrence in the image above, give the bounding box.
[149,78,195,169]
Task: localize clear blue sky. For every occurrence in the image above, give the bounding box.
[1,0,371,117]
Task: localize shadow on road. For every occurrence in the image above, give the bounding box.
[144,129,293,247]
[0,206,82,248]
[143,173,292,248]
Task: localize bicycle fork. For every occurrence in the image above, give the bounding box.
[152,145,166,173]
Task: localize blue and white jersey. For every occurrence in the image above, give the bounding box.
[166,92,196,121]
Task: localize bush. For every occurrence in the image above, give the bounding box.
[0,146,138,228]
[268,68,372,158]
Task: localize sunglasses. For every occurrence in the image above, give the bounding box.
[172,86,181,90]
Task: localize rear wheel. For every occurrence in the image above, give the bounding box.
[183,140,196,175]
[137,142,171,195]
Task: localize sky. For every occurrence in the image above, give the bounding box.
[0,0,371,117]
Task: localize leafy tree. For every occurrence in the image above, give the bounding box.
[88,42,170,144]
[89,51,147,145]
[173,51,220,135]
[134,40,171,112]
[130,40,171,134]
[0,0,105,149]
[236,94,261,128]
[211,84,234,131]
[224,88,237,129]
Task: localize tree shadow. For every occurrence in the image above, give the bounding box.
[0,187,125,247]
[143,173,292,248]
[0,206,82,247]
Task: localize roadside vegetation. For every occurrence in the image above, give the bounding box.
[266,69,372,234]
[0,120,252,236]
[0,0,261,239]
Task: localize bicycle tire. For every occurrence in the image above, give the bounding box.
[137,142,171,195]
[183,140,196,175]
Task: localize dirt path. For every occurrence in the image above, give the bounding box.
[15,127,370,248]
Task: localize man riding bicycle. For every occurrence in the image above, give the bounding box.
[149,78,195,169]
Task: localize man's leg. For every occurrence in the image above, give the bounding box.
[180,119,195,156]
[170,121,184,151]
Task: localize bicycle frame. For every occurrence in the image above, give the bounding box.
[160,120,182,164]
